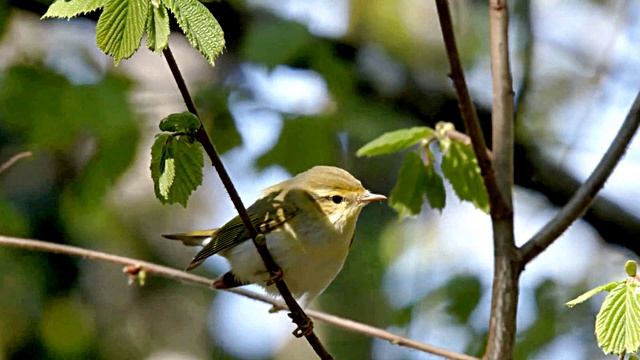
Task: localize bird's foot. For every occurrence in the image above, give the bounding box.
[266,268,283,286]
[288,313,314,338]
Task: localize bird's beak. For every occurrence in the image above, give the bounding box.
[359,191,387,204]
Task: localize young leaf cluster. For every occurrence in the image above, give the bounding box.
[42,0,224,65]
[567,260,640,357]
[357,123,489,217]
[150,112,203,207]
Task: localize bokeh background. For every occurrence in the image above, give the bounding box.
[1,0,640,359]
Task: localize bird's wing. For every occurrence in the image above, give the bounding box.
[186,191,298,270]
[163,229,217,246]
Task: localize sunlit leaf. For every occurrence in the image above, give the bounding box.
[96,0,149,64]
[441,140,489,213]
[42,0,105,19]
[595,280,640,355]
[146,0,170,53]
[357,127,433,157]
[165,0,225,65]
[389,152,428,217]
[150,134,203,207]
[566,281,619,308]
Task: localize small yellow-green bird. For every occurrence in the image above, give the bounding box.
[164,166,386,306]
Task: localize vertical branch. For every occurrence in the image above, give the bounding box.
[434,2,519,357]
[486,1,518,360]
[162,47,333,360]
[490,0,515,203]
[434,0,507,214]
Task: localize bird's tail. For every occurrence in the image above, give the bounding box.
[162,229,217,247]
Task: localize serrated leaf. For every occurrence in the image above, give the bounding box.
[356,127,433,157]
[441,140,489,213]
[566,281,620,308]
[42,0,105,19]
[165,0,225,66]
[96,0,149,64]
[159,111,200,134]
[595,280,640,355]
[159,158,175,199]
[146,0,170,53]
[424,162,446,210]
[150,134,203,207]
[389,152,428,217]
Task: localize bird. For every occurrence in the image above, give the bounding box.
[163,165,386,307]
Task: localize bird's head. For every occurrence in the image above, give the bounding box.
[282,166,387,232]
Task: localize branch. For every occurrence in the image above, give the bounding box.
[0,235,478,360]
[0,151,32,175]
[489,0,515,205]
[520,91,640,264]
[434,0,508,217]
[161,47,332,358]
[484,1,519,359]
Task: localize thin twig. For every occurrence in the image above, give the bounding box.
[0,235,477,360]
[434,0,508,217]
[0,151,32,175]
[444,129,492,159]
[161,46,332,359]
[520,91,640,264]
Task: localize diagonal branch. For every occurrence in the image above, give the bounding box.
[0,151,32,175]
[0,235,478,360]
[520,91,640,264]
[161,47,332,359]
[434,0,508,217]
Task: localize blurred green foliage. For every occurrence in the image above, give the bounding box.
[0,0,627,359]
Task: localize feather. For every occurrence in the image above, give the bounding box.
[162,229,216,246]
[185,190,299,271]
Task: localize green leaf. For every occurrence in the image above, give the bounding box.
[96,0,149,64]
[566,281,620,308]
[441,140,489,213]
[444,274,482,324]
[595,280,640,355]
[424,161,446,210]
[195,87,242,154]
[150,134,203,207]
[240,19,312,68]
[159,111,200,134]
[256,115,339,174]
[42,0,105,19]
[357,127,433,157]
[165,0,225,66]
[389,152,428,217]
[146,0,170,53]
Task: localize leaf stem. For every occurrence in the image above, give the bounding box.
[161,46,333,359]
[0,235,477,360]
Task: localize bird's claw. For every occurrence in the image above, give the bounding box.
[288,313,314,338]
[266,268,283,286]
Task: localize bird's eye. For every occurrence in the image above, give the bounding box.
[331,195,344,204]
